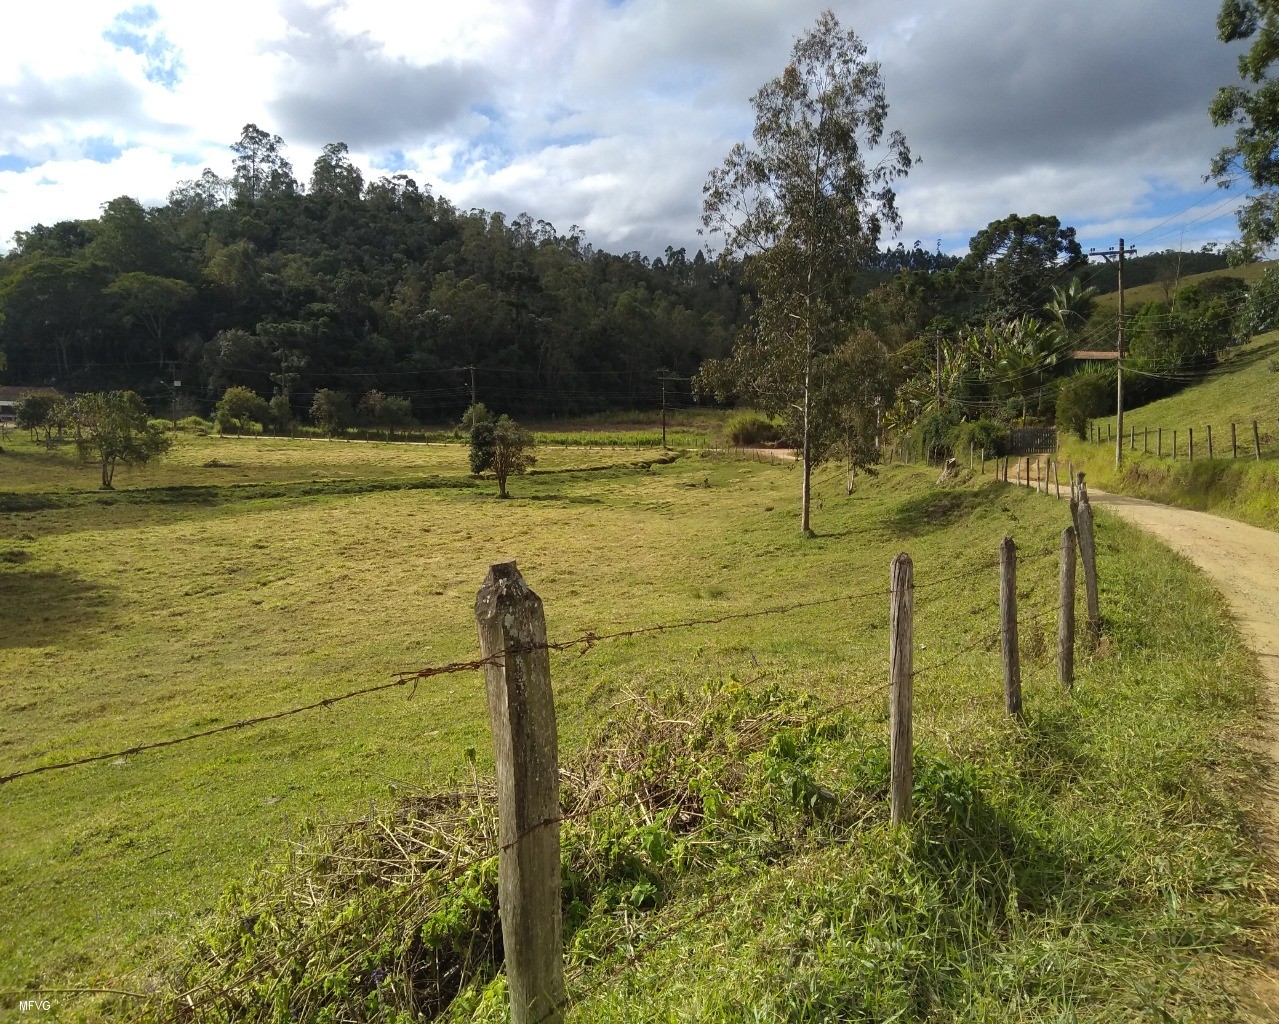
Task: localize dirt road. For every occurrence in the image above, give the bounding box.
[1089,489,1279,1013]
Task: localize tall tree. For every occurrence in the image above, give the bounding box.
[962,213,1085,321]
[699,9,911,534]
[1211,0,1279,246]
[231,124,295,203]
[309,142,364,202]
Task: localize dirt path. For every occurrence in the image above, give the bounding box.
[1087,489,1279,1013]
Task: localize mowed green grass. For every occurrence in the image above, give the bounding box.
[0,435,1269,1019]
[0,431,674,494]
[1063,334,1279,527]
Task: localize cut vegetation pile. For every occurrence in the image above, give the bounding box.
[0,433,1271,1021]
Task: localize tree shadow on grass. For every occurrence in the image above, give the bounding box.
[885,486,989,537]
[0,569,113,648]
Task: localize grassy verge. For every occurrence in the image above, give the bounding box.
[1064,334,1279,529]
[0,447,1270,1021]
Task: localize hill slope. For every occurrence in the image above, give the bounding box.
[1061,334,1279,528]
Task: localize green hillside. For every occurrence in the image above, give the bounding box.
[1060,333,1279,527]
[1091,261,1278,314]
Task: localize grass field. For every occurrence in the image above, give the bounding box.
[0,429,1272,1020]
[1062,333,1279,528]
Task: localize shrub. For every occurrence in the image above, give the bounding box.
[309,389,354,437]
[725,412,781,446]
[215,386,270,435]
[949,417,1007,458]
[1236,266,1279,341]
[1055,371,1114,440]
[913,408,960,463]
[176,415,212,434]
[469,420,496,474]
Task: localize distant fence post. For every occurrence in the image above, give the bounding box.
[1054,458,1061,499]
[474,563,565,1024]
[889,553,913,827]
[981,447,986,475]
[1143,426,1149,454]
[1130,423,1136,451]
[1173,429,1178,460]
[969,443,974,471]
[1158,427,1163,458]
[1023,456,1030,488]
[1189,427,1195,461]
[1059,526,1076,693]
[1231,422,1237,460]
[1255,421,1262,461]
[1071,475,1101,648]
[1000,537,1023,721]
[1207,424,1213,460]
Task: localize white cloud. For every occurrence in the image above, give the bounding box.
[0,0,1258,256]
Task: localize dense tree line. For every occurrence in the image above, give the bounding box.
[0,127,748,421]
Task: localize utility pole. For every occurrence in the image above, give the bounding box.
[1089,239,1136,471]
[656,369,678,449]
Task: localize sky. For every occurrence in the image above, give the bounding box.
[0,0,1256,262]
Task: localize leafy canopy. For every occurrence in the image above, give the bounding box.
[1211,0,1279,245]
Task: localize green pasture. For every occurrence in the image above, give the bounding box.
[0,430,1271,1020]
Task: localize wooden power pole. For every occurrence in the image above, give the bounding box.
[1089,239,1136,471]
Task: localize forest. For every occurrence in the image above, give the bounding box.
[0,124,1242,436]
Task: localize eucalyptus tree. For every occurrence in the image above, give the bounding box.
[698,9,912,534]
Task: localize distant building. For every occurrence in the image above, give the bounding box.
[0,386,66,423]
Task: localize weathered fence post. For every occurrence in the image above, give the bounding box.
[1173,429,1178,460]
[1071,475,1101,648]
[1003,456,1010,482]
[474,563,565,1024]
[889,553,913,827]
[1189,427,1195,461]
[1000,537,1023,721]
[1068,459,1075,500]
[1207,424,1213,459]
[1255,421,1262,461]
[1054,459,1062,499]
[1231,422,1237,460]
[1023,456,1030,488]
[1158,427,1163,458]
[1059,526,1076,693]
[1130,423,1136,451]
[1108,423,1113,443]
[981,447,986,475]
[969,443,974,471]
[1143,426,1149,454]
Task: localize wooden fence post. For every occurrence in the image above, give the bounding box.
[1059,526,1076,693]
[969,443,974,471]
[475,563,565,1024]
[1000,537,1023,721]
[1143,426,1148,454]
[981,447,986,475]
[1189,427,1195,461]
[1255,421,1262,461]
[1054,459,1061,499]
[1023,456,1030,488]
[1130,423,1136,451]
[1158,427,1163,458]
[1173,429,1178,460]
[1231,422,1237,460]
[1071,475,1101,648]
[889,553,913,827]
[1207,424,1213,459]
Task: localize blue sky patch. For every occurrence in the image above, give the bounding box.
[0,154,37,173]
[82,137,125,163]
[104,5,184,89]
[371,149,408,172]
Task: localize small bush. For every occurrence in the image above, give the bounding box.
[1055,371,1115,440]
[949,418,1007,459]
[176,416,212,435]
[725,412,781,447]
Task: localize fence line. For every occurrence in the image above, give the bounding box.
[18,519,1090,1022]
[1087,417,1277,461]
